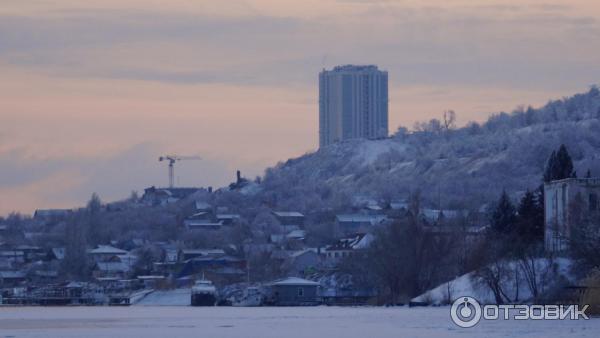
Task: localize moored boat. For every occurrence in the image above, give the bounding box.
[191,280,217,306]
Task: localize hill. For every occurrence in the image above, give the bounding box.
[256,87,600,212]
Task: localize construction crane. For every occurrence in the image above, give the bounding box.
[159,155,201,188]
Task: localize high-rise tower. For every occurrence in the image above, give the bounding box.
[319,65,388,147]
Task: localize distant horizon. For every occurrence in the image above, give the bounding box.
[2,0,600,214]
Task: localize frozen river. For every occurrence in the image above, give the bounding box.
[0,306,598,338]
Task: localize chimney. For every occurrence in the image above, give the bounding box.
[236,170,241,184]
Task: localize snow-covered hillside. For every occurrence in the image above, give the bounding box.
[258,87,600,211]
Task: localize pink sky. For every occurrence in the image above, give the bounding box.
[1,0,600,214]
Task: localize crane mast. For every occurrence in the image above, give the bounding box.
[159,155,201,188]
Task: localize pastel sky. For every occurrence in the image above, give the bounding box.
[1,0,600,215]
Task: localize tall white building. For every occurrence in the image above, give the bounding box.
[319,65,388,147]
[544,178,600,252]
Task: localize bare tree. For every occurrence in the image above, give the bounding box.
[443,110,456,131]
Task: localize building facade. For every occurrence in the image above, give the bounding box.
[544,178,600,252]
[319,65,388,147]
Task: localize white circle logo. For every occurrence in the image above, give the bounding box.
[450,297,482,328]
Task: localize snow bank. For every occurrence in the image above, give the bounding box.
[412,258,574,305]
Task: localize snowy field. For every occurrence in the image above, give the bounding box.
[0,306,598,338]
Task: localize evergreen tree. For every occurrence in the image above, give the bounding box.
[86,193,104,245]
[491,191,517,235]
[543,144,575,182]
[543,151,556,182]
[586,169,592,178]
[515,189,544,243]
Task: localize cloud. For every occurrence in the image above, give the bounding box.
[0,142,239,215]
[1,3,598,90]
[1,0,600,214]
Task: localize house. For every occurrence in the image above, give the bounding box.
[33,209,72,220]
[15,245,45,262]
[272,211,305,227]
[0,271,27,287]
[142,186,201,206]
[325,233,373,264]
[88,245,129,262]
[0,250,25,265]
[282,250,321,277]
[335,214,386,235]
[93,261,131,279]
[544,177,600,252]
[178,255,246,285]
[266,277,320,306]
[285,230,306,249]
[181,249,225,261]
[93,254,137,279]
[32,269,60,284]
[420,209,467,224]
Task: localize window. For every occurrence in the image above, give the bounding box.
[298,287,304,297]
[590,193,598,211]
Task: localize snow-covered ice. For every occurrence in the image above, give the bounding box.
[0,306,597,338]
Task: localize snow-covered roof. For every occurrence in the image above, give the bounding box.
[216,214,240,219]
[182,249,225,256]
[336,214,386,224]
[326,233,373,251]
[185,221,223,229]
[271,277,320,286]
[88,245,128,255]
[187,212,210,219]
[273,211,304,217]
[137,275,166,280]
[286,230,306,239]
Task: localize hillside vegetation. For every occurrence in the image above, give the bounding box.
[258,86,600,212]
